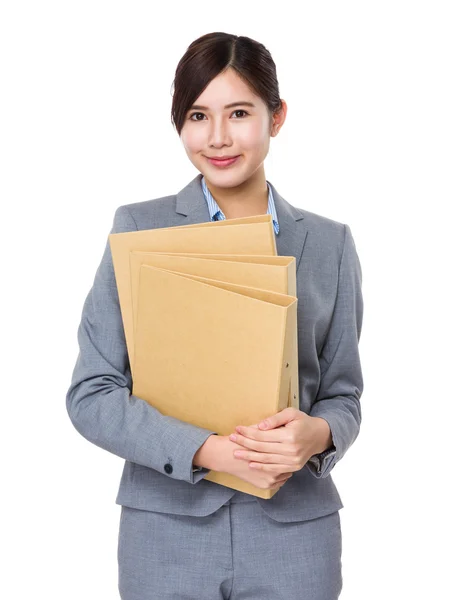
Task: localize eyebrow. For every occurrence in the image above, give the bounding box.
[189,101,256,110]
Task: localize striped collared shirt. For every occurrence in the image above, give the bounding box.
[200,175,280,235]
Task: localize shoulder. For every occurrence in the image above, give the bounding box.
[297,205,346,233]
[112,193,180,232]
[291,205,361,279]
[292,204,348,255]
[296,205,361,277]
[275,183,347,242]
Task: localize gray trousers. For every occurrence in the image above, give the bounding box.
[117,492,343,599]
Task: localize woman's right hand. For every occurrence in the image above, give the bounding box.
[215,436,293,491]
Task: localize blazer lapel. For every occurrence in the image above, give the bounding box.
[175,173,308,272]
[267,180,308,273]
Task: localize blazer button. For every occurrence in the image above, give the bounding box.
[164,463,173,474]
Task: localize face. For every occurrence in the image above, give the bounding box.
[180,68,285,189]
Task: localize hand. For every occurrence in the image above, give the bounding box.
[220,436,294,491]
[229,408,333,474]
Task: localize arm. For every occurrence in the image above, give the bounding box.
[306,223,364,478]
[65,205,218,484]
[193,434,223,471]
[194,436,249,475]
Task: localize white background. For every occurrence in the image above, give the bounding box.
[1,1,463,598]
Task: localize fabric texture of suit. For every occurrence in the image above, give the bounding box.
[65,173,364,523]
[117,499,343,599]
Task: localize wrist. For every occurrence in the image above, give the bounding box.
[312,417,333,454]
[192,434,222,471]
[216,437,241,475]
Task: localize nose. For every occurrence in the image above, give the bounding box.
[208,116,232,148]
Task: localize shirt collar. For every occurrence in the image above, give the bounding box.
[200,175,280,235]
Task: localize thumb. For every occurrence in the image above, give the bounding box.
[258,408,295,430]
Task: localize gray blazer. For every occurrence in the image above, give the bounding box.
[66,173,364,523]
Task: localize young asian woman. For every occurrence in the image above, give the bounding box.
[66,31,364,600]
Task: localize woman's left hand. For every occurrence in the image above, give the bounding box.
[229,408,333,472]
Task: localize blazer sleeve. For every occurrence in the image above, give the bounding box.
[65,205,218,484]
[306,223,364,478]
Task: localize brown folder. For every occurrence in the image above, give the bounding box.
[109,215,277,372]
[128,252,299,413]
[132,264,298,499]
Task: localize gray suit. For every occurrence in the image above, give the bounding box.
[66,173,363,524]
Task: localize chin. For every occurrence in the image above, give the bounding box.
[209,175,248,189]
[205,167,251,186]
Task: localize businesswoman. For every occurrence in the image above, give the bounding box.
[66,32,364,599]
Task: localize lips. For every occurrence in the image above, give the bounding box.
[208,156,238,160]
[206,155,240,168]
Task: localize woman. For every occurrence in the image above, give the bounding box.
[66,32,364,599]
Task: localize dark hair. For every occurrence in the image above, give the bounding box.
[170,32,282,135]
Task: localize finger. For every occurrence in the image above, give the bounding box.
[270,482,283,490]
[270,475,293,489]
[234,450,297,467]
[276,474,293,483]
[231,435,297,459]
[232,436,295,457]
[257,407,297,431]
[248,460,297,473]
[232,437,293,456]
[231,429,291,446]
[273,471,293,481]
[234,425,290,443]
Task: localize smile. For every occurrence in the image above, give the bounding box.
[206,156,240,168]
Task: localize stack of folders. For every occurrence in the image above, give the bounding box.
[109,214,299,499]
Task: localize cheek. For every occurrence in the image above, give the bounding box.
[238,122,270,152]
[181,128,204,154]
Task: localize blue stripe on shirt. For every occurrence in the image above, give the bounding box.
[201,175,279,235]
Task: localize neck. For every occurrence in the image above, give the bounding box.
[204,166,268,219]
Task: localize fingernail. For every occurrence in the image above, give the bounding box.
[229,434,237,442]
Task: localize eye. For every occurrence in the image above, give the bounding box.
[188,109,249,121]
[232,109,249,118]
[189,112,206,121]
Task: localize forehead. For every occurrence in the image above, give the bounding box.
[192,69,264,109]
